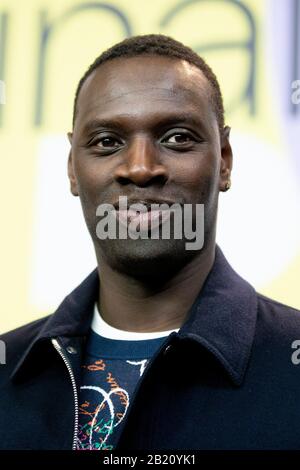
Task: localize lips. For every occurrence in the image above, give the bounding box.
[111,198,178,232]
[113,199,177,210]
[116,207,170,231]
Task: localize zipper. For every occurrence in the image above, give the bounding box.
[51,337,79,450]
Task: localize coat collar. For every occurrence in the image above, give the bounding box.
[177,246,258,385]
[11,245,257,386]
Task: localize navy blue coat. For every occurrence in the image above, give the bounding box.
[1,246,300,450]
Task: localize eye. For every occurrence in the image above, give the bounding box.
[162,131,198,147]
[92,135,121,149]
[87,132,124,154]
[166,133,193,143]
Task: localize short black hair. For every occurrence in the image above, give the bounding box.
[72,34,224,131]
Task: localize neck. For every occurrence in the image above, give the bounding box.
[96,240,216,333]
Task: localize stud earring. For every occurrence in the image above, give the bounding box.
[224,180,231,191]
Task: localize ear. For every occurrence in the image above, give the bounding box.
[67,132,79,197]
[219,126,233,192]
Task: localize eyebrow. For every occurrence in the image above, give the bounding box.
[81,112,208,137]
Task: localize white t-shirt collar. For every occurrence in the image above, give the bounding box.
[91,303,180,341]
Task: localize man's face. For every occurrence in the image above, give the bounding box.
[68,55,232,276]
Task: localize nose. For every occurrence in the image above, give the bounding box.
[114,136,168,187]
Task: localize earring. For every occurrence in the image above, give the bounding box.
[224,180,231,191]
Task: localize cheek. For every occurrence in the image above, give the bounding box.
[73,158,108,203]
[73,160,105,234]
[171,151,219,196]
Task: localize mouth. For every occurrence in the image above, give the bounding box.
[113,198,178,210]
[116,208,170,231]
[112,199,176,232]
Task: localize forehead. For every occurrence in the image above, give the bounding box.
[75,55,216,132]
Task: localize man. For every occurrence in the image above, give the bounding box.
[1,34,300,451]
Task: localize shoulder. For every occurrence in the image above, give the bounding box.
[0,316,51,379]
[1,315,50,344]
[255,292,300,339]
[257,292,300,319]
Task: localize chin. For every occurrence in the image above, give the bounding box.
[97,237,197,279]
